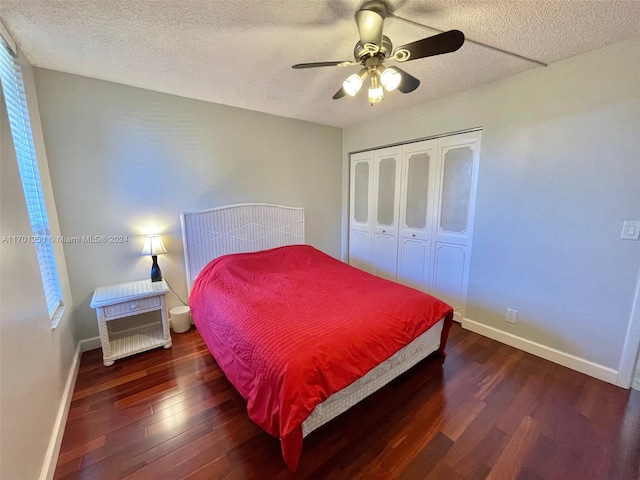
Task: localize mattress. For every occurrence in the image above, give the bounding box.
[302,317,445,436]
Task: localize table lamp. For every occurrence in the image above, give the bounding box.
[141,234,166,282]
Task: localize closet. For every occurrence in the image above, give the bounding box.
[348,131,481,321]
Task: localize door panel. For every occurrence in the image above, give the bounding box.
[372,233,397,281]
[353,161,370,224]
[350,152,373,228]
[397,237,429,289]
[439,146,474,235]
[349,230,372,272]
[376,157,397,227]
[371,147,402,280]
[372,147,401,233]
[404,154,429,230]
[432,242,467,312]
[431,131,481,319]
[397,139,437,291]
[349,151,374,270]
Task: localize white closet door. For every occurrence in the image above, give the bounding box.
[431,132,480,319]
[397,139,437,291]
[349,151,374,272]
[371,146,402,281]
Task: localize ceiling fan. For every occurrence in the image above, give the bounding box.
[292,1,465,105]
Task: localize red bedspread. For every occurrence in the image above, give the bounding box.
[190,245,453,471]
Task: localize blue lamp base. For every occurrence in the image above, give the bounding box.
[150,255,162,282]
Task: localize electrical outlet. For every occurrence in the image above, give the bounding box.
[505,308,518,324]
[621,221,640,240]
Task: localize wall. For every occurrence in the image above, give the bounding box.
[343,38,640,378]
[0,53,76,479]
[33,69,343,339]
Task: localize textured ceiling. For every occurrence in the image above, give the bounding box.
[2,1,640,128]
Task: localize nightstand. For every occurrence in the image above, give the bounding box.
[90,279,172,366]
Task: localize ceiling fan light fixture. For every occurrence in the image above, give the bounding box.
[343,74,363,96]
[368,72,384,104]
[292,2,466,104]
[343,69,368,96]
[380,67,402,91]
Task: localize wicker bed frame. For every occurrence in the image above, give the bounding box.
[180,203,444,437]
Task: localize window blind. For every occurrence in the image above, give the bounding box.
[0,41,63,318]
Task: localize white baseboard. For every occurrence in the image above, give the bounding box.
[461,317,619,386]
[39,342,81,480]
[39,336,101,480]
[80,336,101,352]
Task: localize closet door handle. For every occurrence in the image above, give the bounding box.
[382,230,386,233]
[412,234,416,237]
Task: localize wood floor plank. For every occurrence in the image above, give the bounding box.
[396,431,454,480]
[72,370,148,400]
[182,455,232,480]
[487,415,540,479]
[56,435,106,465]
[440,398,487,441]
[54,323,640,480]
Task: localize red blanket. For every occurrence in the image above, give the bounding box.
[190,245,453,471]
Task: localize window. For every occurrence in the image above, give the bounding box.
[0,39,64,322]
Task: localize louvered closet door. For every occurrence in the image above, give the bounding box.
[430,132,480,320]
[371,146,402,281]
[397,139,438,291]
[349,151,374,272]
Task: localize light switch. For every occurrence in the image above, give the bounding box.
[621,221,640,240]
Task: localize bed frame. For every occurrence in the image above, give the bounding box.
[180,203,444,439]
[181,203,304,293]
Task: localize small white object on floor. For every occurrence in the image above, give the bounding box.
[170,306,191,333]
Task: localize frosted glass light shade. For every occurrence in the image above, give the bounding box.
[380,67,401,91]
[141,235,167,256]
[368,85,384,103]
[368,72,384,104]
[343,73,363,96]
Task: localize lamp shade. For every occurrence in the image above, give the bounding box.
[141,235,167,256]
[343,73,363,96]
[380,67,401,91]
[368,72,384,104]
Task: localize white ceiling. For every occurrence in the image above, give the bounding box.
[2,1,640,128]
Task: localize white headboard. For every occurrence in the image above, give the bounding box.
[181,203,305,293]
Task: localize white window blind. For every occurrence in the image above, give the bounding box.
[0,41,64,318]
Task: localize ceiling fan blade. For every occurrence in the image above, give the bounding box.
[393,30,465,62]
[292,61,356,69]
[355,1,387,48]
[333,87,347,100]
[392,67,420,93]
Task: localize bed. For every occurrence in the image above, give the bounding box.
[181,203,453,471]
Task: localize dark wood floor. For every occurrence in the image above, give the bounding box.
[54,323,640,480]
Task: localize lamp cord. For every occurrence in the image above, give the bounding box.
[164,279,189,306]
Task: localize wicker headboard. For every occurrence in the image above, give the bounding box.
[180,203,305,292]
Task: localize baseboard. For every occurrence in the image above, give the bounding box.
[39,342,82,480]
[80,336,101,352]
[461,317,619,385]
[39,336,101,480]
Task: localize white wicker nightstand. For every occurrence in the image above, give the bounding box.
[90,279,172,366]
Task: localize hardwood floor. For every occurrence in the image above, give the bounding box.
[54,323,640,480]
